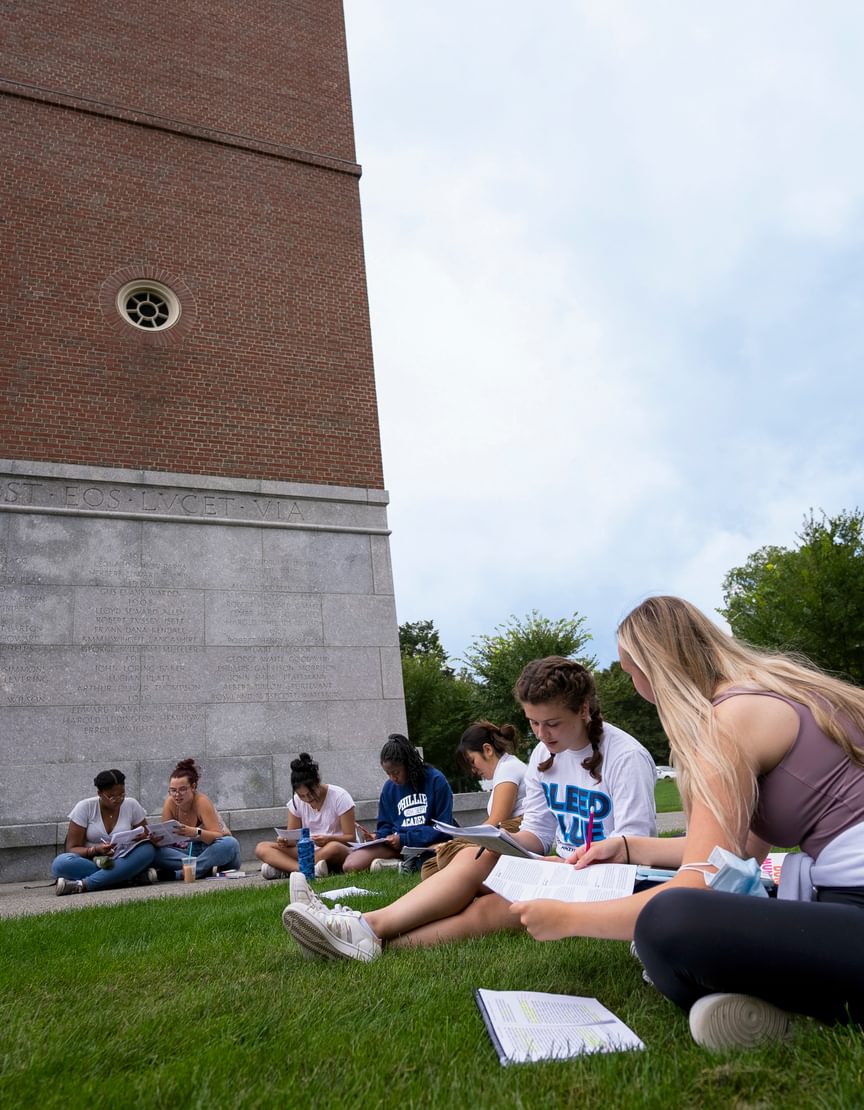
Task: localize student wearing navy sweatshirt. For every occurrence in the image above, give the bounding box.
[342,734,453,873]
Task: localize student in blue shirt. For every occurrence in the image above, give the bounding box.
[342,734,453,873]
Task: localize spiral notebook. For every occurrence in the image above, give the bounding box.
[475,989,644,1065]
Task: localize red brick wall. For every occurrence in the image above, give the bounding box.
[0,1,384,488]
[0,0,356,162]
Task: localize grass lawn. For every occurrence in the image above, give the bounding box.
[2,875,862,1109]
[655,778,682,813]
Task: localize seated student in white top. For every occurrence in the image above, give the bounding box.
[51,768,157,895]
[420,720,528,880]
[256,753,356,880]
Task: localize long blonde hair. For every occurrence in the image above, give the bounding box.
[617,596,864,850]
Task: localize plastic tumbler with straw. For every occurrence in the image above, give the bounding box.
[182,839,196,882]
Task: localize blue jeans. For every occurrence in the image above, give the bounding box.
[51,841,157,891]
[152,836,241,878]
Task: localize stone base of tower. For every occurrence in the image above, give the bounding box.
[1,459,408,879]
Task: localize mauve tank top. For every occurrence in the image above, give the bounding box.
[712,688,864,858]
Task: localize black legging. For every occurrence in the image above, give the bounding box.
[633,886,864,1026]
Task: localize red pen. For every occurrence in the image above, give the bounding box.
[585,810,594,852]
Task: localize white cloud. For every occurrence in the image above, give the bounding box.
[344,1,864,666]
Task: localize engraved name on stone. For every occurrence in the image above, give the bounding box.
[0,646,141,705]
[62,704,204,737]
[0,588,55,640]
[214,594,321,645]
[268,649,335,699]
[76,588,201,645]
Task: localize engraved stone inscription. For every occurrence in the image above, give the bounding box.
[0,477,309,525]
[0,646,141,706]
[267,649,335,700]
[0,586,73,643]
[64,704,205,756]
[75,587,202,645]
[0,473,389,531]
[207,592,322,646]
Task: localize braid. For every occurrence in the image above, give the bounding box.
[515,656,605,782]
[380,733,427,791]
[581,707,606,783]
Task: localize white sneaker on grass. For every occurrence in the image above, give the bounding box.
[281,902,381,962]
[314,860,329,878]
[261,863,288,881]
[689,993,791,1051]
[289,871,327,913]
[370,858,401,872]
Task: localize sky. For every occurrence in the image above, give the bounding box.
[342,1,864,668]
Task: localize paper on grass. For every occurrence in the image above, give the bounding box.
[320,886,376,899]
[483,856,638,903]
[475,989,644,1064]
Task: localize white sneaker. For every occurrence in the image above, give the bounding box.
[289,871,327,913]
[261,863,288,881]
[281,902,381,963]
[314,859,329,878]
[55,877,85,896]
[689,993,791,1051]
[370,858,401,872]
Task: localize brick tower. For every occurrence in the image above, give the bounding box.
[0,2,406,879]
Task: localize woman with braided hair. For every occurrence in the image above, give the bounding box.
[342,733,454,873]
[281,657,656,961]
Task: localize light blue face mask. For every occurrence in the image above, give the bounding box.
[682,846,769,898]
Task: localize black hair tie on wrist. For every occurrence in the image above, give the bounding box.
[621,835,630,865]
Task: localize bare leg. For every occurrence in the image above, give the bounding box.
[387,892,519,950]
[363,846,497,940]
[316,843,350,869]
[255,841,299,873]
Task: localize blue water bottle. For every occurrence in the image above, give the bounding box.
[298,826,315,882]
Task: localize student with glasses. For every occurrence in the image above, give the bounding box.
[151,758,241,879]
[52,768,158,896]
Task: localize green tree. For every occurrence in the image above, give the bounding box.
[399,621,476,781]
[463,611,595,741]
[594,661,669,764]
[399,619,448,668]
[720,509,864,684]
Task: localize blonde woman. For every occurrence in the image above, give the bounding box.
[514,597,864,1052]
